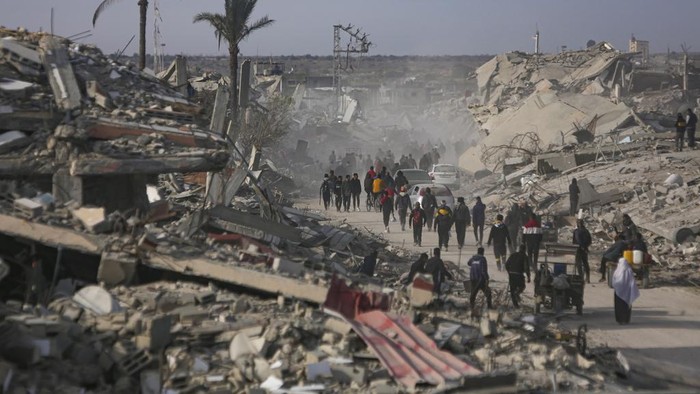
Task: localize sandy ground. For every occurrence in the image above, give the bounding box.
[298,197,700,382]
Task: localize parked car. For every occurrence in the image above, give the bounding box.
[429,164,460,187]
[394,169,432,188]
[408,183,455,210]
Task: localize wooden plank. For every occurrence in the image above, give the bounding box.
[144,254,328,304]
[70,152,229,176]
[0,214,103,254]
[39,36,82,110]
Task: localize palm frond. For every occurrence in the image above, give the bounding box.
[241,16,274,42]
[92,0,124,26]
[194,12,228,50]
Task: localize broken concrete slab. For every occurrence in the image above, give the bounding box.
[39,36,82,110]
[0,130,30,154]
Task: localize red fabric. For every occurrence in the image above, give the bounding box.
[524,218,540,228]
[323,275,391,319]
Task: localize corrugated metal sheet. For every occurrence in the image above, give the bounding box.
[350,310,481,389]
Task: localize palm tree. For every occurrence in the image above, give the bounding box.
[194,0,274,123]
[93,0,149,70]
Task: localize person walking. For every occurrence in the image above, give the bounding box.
[675,112,687,152]
[333,176,343,212]
[453,197,471,249]
[425,248,453,295]
[372,175,385,205]
[350,173,362,211]
[342,175,352,212]
[319,174,331,210]
[409,202,426,246]
[573,220,592,283]
[380,190,393,233]
[472,197,486,246]
[395,170,409,190]
[487,214,511,271]
[329,150,336,166]
[612,257,640,325]
[687,108,698,149]
[363,171,374,208]
[434,201,454,251]
[467,247,493,311]
[569,178,580,216]
[505,245,530,308]
[395,186,411,231]
[422,187,438,231]
[522,213,543,272]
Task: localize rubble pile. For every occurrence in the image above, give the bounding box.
[0,276,640,393]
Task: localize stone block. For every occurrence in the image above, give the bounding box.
[272,257,304,276]
[13,198,42,218]
[97,252,137,286]
[71,207,110,233]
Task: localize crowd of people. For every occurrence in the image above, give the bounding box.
[326,160,644,323]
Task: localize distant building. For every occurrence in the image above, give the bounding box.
[629,35,649,64]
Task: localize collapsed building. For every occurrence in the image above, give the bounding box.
[458,42,700,287]
[0,27,697,393]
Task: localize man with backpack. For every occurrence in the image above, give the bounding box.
[409,202,426,246]
[453,197,471,249]
[434,201,454,251]
[487,214,512,272]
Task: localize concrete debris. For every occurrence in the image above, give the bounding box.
[1,25,697,393]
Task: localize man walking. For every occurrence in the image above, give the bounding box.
[409,202,426,246]
[319,174,331,210]
[453,197,471,249]
[472,197,486,246]
[342,175,352,212]
[422,187,438,231]
[487,214,511,271]
[686,108,697,149]
[569,178,580,216]
[505,245,530,307]
[434,201,454,251]
[395,186,411,231]
[467,247,493,311]
[350,173,362,211]
[573,220,592,283]
[523,213,543,272]
[333,176,343,212]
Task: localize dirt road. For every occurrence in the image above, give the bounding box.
[299,198,700,383]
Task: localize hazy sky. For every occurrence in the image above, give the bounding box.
[3,0,700,56]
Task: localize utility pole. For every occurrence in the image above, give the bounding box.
[332,24,371,119]
[681,43,691,94]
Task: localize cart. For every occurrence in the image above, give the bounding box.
[534,243,585,315]
[606,251,652,289]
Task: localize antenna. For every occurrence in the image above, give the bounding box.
[332,23,372,118]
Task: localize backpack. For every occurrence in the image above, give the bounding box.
[412,209,423,225]
[321,180,330,193]
[379,194,389,205]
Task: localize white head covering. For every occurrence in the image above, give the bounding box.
[612,257,640,305]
